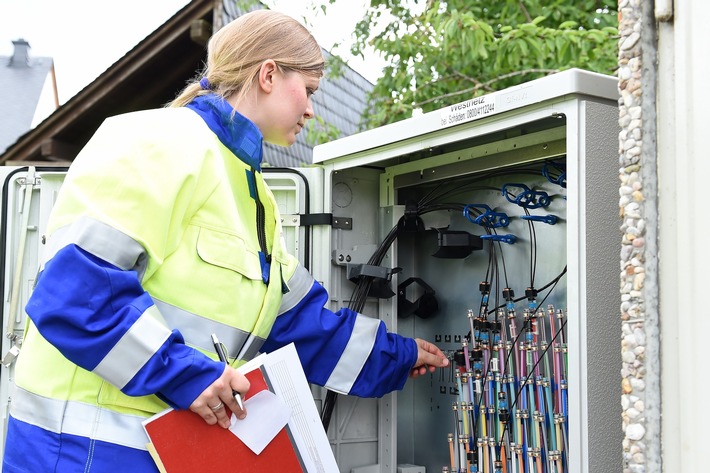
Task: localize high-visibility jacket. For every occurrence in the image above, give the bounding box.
[2,95,418,473]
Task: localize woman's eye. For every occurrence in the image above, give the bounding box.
[306,88,316,98]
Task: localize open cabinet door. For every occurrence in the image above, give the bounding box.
[262,167,324,270]
[0,166,68,454]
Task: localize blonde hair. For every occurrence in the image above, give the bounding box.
[170,9,325,108]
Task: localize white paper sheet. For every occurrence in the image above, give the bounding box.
[228,390,291,455]
[254,343,340,473]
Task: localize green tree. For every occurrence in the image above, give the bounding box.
[345,0,618,127]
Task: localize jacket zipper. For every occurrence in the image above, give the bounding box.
[251,167,271,266]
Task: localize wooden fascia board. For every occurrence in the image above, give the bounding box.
[0,0,214,165]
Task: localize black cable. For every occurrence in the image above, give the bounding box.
[495,234,510,291]
[321,222,400,431]
[487,266,567,316]
[522,207,538,288]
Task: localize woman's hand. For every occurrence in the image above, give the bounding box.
[189,364,250,428]
[410,338,449,378]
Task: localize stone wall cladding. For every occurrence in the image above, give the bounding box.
[618,0,649,472]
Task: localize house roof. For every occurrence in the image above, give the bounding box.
[0,0,373,167]
[0,39,53,155]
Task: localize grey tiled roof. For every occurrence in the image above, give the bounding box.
[0,41,52,155]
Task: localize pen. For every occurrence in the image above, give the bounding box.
[210,333,245,411]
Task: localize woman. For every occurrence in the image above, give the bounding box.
[2,9,448,472]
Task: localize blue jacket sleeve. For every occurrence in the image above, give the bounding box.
[261,278,418,398]
[25,244,223,409]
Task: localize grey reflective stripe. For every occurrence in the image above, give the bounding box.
[43,216,148,279]
[92,305,172,389]
[10,385,149,450]
[236,335,265,362]
[324,314,382,394]
[152,298,251,360]
[278,264,314,315]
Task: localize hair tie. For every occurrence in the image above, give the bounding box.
[199,77,211,90]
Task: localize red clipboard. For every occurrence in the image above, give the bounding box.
[143,367,306,472]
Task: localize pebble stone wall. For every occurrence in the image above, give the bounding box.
[618,0,653,472]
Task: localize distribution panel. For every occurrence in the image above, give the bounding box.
[313,69,620,473]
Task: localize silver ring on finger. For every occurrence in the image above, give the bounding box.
[209,401,223,412]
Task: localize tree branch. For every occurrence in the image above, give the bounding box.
[452,70,489,90]
[519,1,533,22]
[413,68,559,108]
[483,68,559,86]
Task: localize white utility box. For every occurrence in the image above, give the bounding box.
[308,68,620,473]
[1,69,620,473]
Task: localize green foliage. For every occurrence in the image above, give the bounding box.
[343,0,618,127]
[304,114,342,147]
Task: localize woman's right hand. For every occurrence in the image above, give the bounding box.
[189,364,250,428]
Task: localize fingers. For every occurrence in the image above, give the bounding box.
[410,338,449,379]
[223,369,249,421]
[189,392,233,429]
[415,338,448,365]
[207,398,230,427]
[224,390,247,421]
[415,338,449,367]
[190,366,251,428]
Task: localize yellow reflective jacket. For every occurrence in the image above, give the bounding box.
[14,103,297,447]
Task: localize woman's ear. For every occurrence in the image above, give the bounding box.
[257,59,278,94]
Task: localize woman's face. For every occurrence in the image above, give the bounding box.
[261,69,320,147]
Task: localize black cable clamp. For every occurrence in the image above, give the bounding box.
[397,200,424,232]
[346,264,400,299]
[397,277,439,319]
[433,230,483,258]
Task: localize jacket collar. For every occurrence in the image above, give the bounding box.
[186,94,264,171]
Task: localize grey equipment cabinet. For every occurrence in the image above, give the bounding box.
[310,68,621,473]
